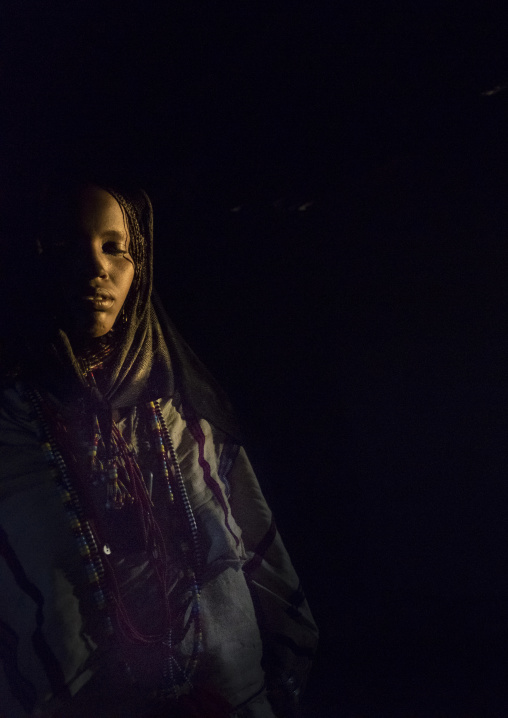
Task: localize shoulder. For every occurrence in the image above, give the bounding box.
[0,382,52,502]
[0,382,40,438]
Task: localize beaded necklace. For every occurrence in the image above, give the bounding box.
[26,381,204,698]
[151,399,203,688]
[75,335,117,376]
[26,386,113,634]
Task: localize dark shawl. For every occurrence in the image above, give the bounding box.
[2,183,239,441]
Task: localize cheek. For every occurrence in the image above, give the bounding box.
[119,265,136,303]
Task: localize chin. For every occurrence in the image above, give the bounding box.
[61,309,117,342]
[74,318,114,340]
[88,326,113,339]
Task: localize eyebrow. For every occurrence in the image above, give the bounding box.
[100,230,128,240]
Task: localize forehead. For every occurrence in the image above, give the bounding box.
[47,185,129,238]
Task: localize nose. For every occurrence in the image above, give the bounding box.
[76,242,109,282]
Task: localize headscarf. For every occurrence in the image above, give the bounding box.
[11,181,240,441]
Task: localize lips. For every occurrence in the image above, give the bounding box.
[80,291,115,311]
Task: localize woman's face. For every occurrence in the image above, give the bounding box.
[46,185,135,339]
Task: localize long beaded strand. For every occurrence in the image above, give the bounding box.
[148,400,203,686]
[149,404,174,505]
[26,387,113,634]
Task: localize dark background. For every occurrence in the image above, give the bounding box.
[3,1,508,715]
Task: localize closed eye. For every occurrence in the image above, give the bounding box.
[102,242,128,256]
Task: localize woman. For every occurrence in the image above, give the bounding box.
[0,180,318,717]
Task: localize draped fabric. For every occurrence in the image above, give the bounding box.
[0,387,319,717]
